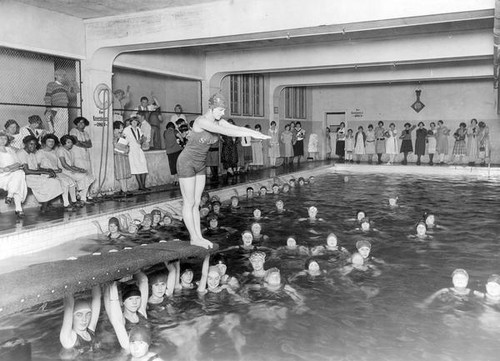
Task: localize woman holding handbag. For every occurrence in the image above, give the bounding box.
[123,116,149,191]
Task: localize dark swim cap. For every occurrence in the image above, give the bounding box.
[122,285,141,301]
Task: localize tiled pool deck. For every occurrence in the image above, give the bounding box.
[0,161,498,273]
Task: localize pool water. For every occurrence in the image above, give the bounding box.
[2,172,500,361]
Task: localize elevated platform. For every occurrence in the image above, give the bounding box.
[0,241,216,318]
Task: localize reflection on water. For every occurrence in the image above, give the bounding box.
[1,173,500,361]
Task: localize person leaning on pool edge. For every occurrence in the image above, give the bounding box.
[176,93,270,249]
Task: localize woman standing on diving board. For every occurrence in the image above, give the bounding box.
[177,93,270,249]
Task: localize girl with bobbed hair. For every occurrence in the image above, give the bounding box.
[58,134,95,206]
[38,133,78,211]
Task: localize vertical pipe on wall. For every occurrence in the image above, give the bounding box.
[494,0,500,113]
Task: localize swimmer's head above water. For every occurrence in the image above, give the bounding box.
[415,221,427,237]
[451,269,469,290]
[326,233,338,248]
[275,200,284,211]
[305,258,320,273]
[286,236,297,249]
[308,206,318,219]
[356,210,366,222]
[207,266,222,290]
[486,274,500,298]
[250,222,262,236]
[249,251,266,271]
[264,267,281,286]
[121,285,142,313]
[230,196,240,208]
[241,230,254,247]
[360,218,370,232]
[150,272,168,298]
[423,212,435,227]
[129,325,152,358]
[108,217,121,233]
[72,299,92,332]
[356,240,371,259]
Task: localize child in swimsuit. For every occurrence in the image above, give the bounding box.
[59,285,101,358]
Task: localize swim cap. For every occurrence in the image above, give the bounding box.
[451,269,469,278]
[151,209,161,217]
[356,240,371,250]
[132,219,142,226]
[249,251,266,262]
[122,285,141,301]
[73,299,91,314]
[129,325,151,345]
[487,274,500,285]
[208,93,227,109]
[143,214,152,221]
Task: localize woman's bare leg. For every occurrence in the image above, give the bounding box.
[179,175,212,249]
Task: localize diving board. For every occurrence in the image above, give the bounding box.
[0,241,218,318]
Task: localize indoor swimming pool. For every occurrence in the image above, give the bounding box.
[1,171,500,361]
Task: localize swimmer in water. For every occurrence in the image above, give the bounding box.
[474,274,500,304]
[219,230,272,253]
[147,265,176,309]
[59,285,101,358]
[282,183,290,193]
[251,208,267,221]
[288,178,296,188]
[229,195,240,210]
[179,266,195,290]
[298,206,324,222]
[276,236,310,256]
[248,251,267,278]
[259,186,268,197]
[341,252,381,277]
[289,258,326,281]
[389,197,398,207]
[412,221,432,240]
[246,186,254,199]
[297,177,306,186]
[256,268,307,312]
[197,256,246,300]
[354,240,385,265]
[104,273,149,351]
[128,326,164,361]
[420,269,471,307]
[202,215,237,237]
[310,232,350,259]
[150,209,162,229]
[271,183,280,195]
[308,176,315,184]
[211,253,240,290]
[250,221,269,242]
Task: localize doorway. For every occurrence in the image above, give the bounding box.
[325,112,346,159]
